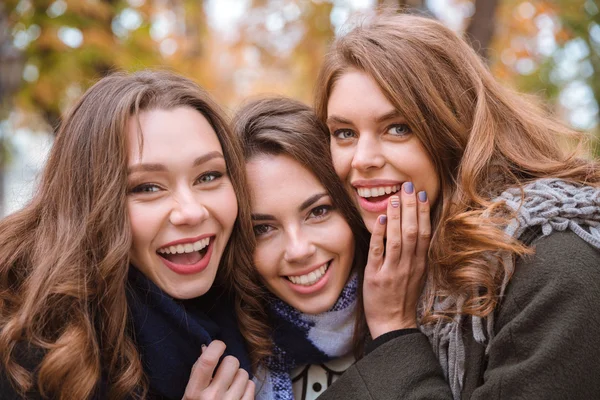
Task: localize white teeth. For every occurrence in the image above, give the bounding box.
[357,185,401,198]
[288,263,329,286]
[157,237,210,255]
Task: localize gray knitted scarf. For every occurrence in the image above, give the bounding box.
[420,179,600,399]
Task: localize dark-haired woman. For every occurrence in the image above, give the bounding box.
[231,97,377,400]
[315,11,600,400]
[0,71,254,399]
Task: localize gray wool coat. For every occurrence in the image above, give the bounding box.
[319,229,600,399]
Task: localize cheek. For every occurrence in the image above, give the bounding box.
[214,185,239,231]
[127,203,154,251]
[253,243,277,280]
[323,217,355,261]
[330,144,351,181]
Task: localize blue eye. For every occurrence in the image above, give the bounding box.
[253,224,273,237]
[332,129,356,140]
[130,184,161,194]
[387,124,412,136]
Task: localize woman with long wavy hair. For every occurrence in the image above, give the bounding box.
[231,97,370,399]
[0,70,255,399]
[314,11,600,399]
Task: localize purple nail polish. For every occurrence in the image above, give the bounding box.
[418,191,427,202]
[390,196,400,208]
[379,215,387,224]
[404,182,414,194]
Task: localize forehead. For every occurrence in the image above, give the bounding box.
[246,154,325,209]
[126,107,223,162]
[327,70,396,118]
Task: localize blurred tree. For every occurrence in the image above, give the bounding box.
[378,0,426,11]
[4,0,167,130]
[465,0,500,60]
[487,0,599,154]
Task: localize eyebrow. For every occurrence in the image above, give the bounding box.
[299,193,328,211]
[327,110,404,126]
[251,193,329,221]
[375,110,404,124]
[128,151,224,174]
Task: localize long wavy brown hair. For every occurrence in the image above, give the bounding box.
[0,70,254,399]
[232,97,370,368]
[314,12,600,324]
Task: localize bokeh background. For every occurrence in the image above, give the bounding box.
[0,0,599,216]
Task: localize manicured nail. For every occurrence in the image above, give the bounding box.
[418,191,427,202]
[379,215,387,225]
[390,196,400,208]
[404,182,414,194]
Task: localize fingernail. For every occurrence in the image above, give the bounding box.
[404,182,414,194]
[418,191,427,202]
[390,196,400,208]
[379,215,387,225]
[201,344,207,353]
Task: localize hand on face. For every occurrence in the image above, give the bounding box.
[183,340,255,400]
[363,183,430,339]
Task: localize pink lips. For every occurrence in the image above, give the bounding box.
[158,236,214,275]
[352,180,403,214]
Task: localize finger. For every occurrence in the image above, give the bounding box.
[224,368,250,399]
[401,182,418,256]
[366,214,387,274]
[211,355,240,394]
[381,195,402,269]
[184,340,226,397]
[416,190,431,266]
[241,380,255,400]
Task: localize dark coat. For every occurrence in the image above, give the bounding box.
[319,229,600,399]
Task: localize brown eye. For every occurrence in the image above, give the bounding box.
[309,205,332,220]
[253,224,273,236]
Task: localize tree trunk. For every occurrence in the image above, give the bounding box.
[378,0,425,11]
[465,0,500,62]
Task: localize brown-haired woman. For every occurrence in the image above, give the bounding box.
[0,70,254,399]
[314,11,600,400]
[231,97,370,399]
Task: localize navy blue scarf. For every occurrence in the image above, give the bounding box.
[255,275,358,399]
[127,267,251,399]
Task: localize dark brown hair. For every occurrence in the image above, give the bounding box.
[232,97,369,367]
[314,12,600,324]
[0,70,254,399]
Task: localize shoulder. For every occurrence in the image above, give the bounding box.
[497,228,600,328]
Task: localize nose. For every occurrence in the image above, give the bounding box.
[284,228,317,264]
[351,134,385,172]
[169,189,209,226]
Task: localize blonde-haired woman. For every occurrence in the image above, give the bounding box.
[315,11,600,399]
[0,71,254,399]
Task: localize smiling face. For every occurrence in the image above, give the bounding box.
[326,69,440,232]
[246,154,355,315]
[127,107,238,299]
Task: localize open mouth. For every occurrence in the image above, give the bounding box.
[356,184,401,202]
[286,261,331,286]
[156,237,211,265]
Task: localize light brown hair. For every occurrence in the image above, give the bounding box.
[0,70,254,399]
[232,97,369,367]
[314,12,600,324]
